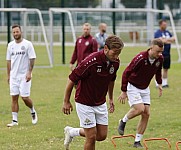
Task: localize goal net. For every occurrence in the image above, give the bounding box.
[49,8,181,64]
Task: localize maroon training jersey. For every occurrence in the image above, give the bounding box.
[70,35,98,65]
[69,50,120,106]
[121,50,163,92]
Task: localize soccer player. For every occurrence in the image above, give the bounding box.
[6,24,38,127]
[62,35,124,150]
[70,23,98,71]
[95,23,108,51]
[117,39,164,148]
[154,19,175,87]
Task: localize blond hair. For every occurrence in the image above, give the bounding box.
[83,23,91,29]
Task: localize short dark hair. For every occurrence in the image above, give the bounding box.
[151,38,164,48]
[12,24,21,31]
[105,35,124,50]
[159,19,167,26]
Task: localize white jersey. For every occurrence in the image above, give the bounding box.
[6,39,36,78]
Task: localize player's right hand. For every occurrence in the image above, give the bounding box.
[70,64,75,71]
[62,102,73,115]
[118,92,127,104]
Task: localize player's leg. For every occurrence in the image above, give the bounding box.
[20,78,38,124]
[94,102,108,141]
[84,127,97,150]
[118,83,144,135]
[64,102,96,150]
[162,56,170,87]
[134,105,150,148]
[134,87,150,148]
[118,103,145,135]
[7,78,19,127]
[96,124,107,141]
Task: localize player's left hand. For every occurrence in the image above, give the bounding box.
[109,99,115,113]
[26,71,32,82]
[158,84,162,97]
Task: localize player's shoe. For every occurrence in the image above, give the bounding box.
[162,85,169,88]
[31,111,38,125]
[133,141,143,148]
[7,121,18,127]
[118,120,126,135]
[64,126,73,150]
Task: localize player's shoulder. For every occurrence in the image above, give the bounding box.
[158,54,164,61]
[81,52,100,67]
[22,38,32,44]
[89,35,96,41]
[135,51,146,59]
[165,30,172,34]
[132,51,146,64]
[8,40,15,47]
[95,32,99,38]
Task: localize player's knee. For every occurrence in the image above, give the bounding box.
[21,97,29,101]
[143,111,150,118]
[96,134,107,141]
[137,106,145,115]
[86,134,96,144]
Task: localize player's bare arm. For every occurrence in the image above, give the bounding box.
[69,63,75,71]
[26,58,35,82]
[159,37,175,44]
[7,60,11,84]
[62,79,74,115]
[108,81,115,113]
[118,91,128,104]
[165,37,175,43]
[158,84,162,97]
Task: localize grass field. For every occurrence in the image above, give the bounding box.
[0,45,181,150]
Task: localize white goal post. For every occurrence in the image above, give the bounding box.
[0,8,53,67]
[49,8,181,62]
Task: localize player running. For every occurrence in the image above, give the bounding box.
[117,38,164,148]
[62,35,124,150]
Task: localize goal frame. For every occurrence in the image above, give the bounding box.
[49,8,181,62]
[0,8,53,67]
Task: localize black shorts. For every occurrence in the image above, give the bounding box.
[163,56,171,69]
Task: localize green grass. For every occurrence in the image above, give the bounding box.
[0,45,181,150]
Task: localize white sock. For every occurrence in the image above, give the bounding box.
[162,78,168,86]
[135,133,143,142]
[30,106,35,114]
[122,114,129,123]
[69,128,81,137]
[12,112,18,122]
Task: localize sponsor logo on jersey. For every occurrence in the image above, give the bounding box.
[155,61,160,67]
[21,46,26,50]
[109,65,114,74]
[11,51,25,56]
[85,41,89,46]
[79,39,82,43]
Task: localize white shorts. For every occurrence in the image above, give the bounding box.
[75,102,108,128]
[127,83,150,107]
[10,77,31,97]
